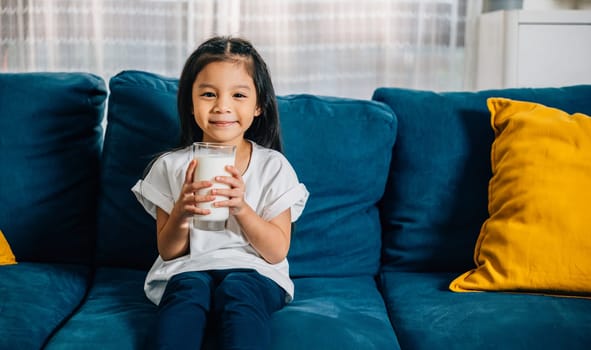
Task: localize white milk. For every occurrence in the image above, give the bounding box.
[193,154,234,228]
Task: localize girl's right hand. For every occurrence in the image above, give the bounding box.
[157,160,213,260]
[173,159,214,220]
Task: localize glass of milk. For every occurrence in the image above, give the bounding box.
[192,142,236,231]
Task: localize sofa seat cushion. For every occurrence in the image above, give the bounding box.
[372,85,591,272]
[47,269,399,349]
[380,271,591,350]
[0,262,91,349]
[44,268,156,349]
[272,276,400,349]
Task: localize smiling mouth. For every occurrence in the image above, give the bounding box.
[210,121,237,127]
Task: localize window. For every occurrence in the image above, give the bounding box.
[1,0,472,98]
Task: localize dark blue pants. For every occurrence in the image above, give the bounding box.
[152,269,286,350]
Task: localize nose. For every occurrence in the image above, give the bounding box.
[213,95,231,113]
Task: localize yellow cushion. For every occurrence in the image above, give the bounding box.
[0,230,17,265]
[449,98,591,297]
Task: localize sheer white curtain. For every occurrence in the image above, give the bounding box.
[1,0,476,98]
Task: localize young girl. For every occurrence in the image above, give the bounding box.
[132,36,308,349]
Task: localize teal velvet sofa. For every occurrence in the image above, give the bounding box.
[1,70,590,349]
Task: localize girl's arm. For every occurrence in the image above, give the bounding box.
[213,165,292,264]
[234,207,291,265]
[157,160,214,261]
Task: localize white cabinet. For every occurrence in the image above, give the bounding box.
[473,10,591,90]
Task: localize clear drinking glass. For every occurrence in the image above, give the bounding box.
[192,142,236,231]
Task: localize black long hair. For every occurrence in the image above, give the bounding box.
[177,36,282,152]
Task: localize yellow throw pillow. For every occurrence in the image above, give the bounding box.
[0,230,17,265]
[450,98,591,297]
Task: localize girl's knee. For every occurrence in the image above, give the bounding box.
[169,271,211,288]
[213,270,284,315]
[215,271,263,300]
[161,271,212,304]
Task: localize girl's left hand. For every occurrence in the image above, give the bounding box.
[212,165,248,215]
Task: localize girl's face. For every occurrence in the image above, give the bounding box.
[191,60,261,146]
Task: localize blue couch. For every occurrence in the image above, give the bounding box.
[1,70,589,350]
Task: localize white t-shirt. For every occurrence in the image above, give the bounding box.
[131,141,309,305]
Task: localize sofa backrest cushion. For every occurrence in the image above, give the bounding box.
[373,85,591,272]
[97,71,397,277]
[279,95,397,277]
[0,72,107,264]
[96,71,179,268]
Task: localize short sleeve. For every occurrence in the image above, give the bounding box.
[131,155,178,218]
[262,183,308,222]
[254,148,309,222]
